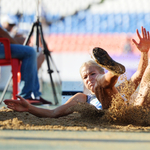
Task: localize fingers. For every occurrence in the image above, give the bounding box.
[142,26,147,38]
[4,95,29,107]
[141,26,144,37]
[141,26,146,38]
[4,101,17,109]
[16,95,26,102]
[16,95,22,99]
[142,26,145,38]
[4,99,15,104]
[4,100,16,110]
[141,26,150,39]
[132,39,138,47]
[136,28,141,39]
[7,105,16,111]
[144,29,147,38]
[147,31,150,39]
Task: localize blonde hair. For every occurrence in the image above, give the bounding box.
[80,60,104,75]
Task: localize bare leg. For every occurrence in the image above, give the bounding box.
[92,47,125,75]
[134,63,150,106]
[37,52,45,70]
[92,47,125,109]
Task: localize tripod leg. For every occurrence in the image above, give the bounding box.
[39,24,59,105]
[0,74,12,104]
[23,23,36,46]
[36,24,39,52]
[49,54,61,85]
[45,54,59,105]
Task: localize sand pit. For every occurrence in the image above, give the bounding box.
[1,101,150,132]
[1,77,150,132]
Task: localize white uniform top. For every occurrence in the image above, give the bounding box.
[87,94,102,110]
[87,93,127,110]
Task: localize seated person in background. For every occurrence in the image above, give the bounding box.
[4,26,150,118]
[0,27,52,105]
[1,14,45,70]
[1,14,25,44]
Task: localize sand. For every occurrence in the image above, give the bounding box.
[1,77,150,132]
[1,101,150,132]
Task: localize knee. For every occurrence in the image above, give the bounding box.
[26,46,37,58]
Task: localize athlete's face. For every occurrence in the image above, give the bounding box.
[81,65,103,94]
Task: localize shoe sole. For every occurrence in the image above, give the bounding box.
[39,97,53,105]
[92,47,125,75]
[26,100,42,105]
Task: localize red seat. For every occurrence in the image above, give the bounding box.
[0,38,21,99]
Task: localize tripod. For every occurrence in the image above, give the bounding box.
[23,17,60,105]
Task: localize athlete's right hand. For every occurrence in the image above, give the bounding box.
[4,95,30,112]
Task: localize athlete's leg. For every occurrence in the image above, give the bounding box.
[92,47,125,109]
[134,63,150,106]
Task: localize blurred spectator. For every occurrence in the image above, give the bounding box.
[1,14,45,70]
[123,36,133,54]
[40,17,50,34]
[1,15,18,32]
[1,14,25,44]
